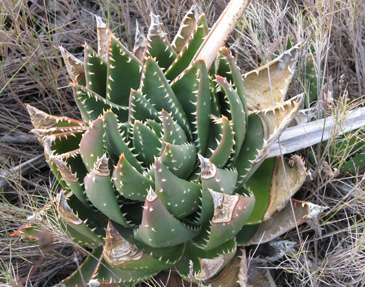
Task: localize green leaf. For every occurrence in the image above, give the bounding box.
[146,119,163,138]
[194,187,214,225]
[84,155,132,227]
[159,142,197,180]
[73,84,129,122]
[141,58,191,139]
[129,89,160,124]
[134,189,199,247]
[45,130,83,156]
[160,110,188,145]
[209,115,235,168]
[154,160,201,218]
[217,47,247,123]
[200,162,238,196]
[102,221,175,272]
[193,190,255,250]
[244,157,276,224]
[171,59,211,154]
[165,14,209,80]
[84,44,107,98]
[113,153,154,201]
[176,239,236,281]
[133,121,162,166]
[49,154,89,207]
[79,117,104,172]
[235,114,265,186]
[26,104,85,130]
[94,258,157,284]
[236,224,260,246]
[215,75,246,164]
[60,247,102,286]
[145,14,177,70]
[103,111,144,173]
[107,36,143,105]
[56,192,104,247]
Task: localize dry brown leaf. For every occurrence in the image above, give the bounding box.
[243,44,300,110]
[263,155,307,221]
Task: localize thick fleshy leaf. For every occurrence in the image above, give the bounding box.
[56,191,104,247]
[235,224,260,246]
[235,95,303,186]
[146,119,163,138]
[106,36,143,105]
[84,43,107,98]
[132,121,161,166]
[140,58,191,138]
[93,258,158,285]
[103,111,144,173]
[194,187,214,225]
[113,153,154,201]
[145,14,177,70]
[41,130,83,158]
[176,239,236,282]
[84,155,131,227]
[210,85,222,117]
[66,192,108,236]
[243,157,276,224]
[205,115,224,159]
[243,44,299,110]
[60,247,102,286]
[73,84,129,122]
[79,117,104,172]
[129,89,160,124]
[208,116,235,168]
[199,155,237,195]
[250,94,304,165]
[193,190,255,250]
[154,160,201,218]
[215,75,246,163]
[134,189,199,247]
[132,237,185,268]
[102,221,174,272]
[49,154,89,206]
[26,104,84,131]
[171,59,211,154]
[217,47,247,118]
[160,110,188,145]
[235,114,265,186]
[159,142,197,180]
[59,46,85,84]
[165,14,208,80]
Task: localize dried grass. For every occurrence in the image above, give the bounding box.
[0,0,364,286]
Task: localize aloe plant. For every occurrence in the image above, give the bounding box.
[13,2,327,286]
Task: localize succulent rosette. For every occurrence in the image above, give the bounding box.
[15,5,323,286]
